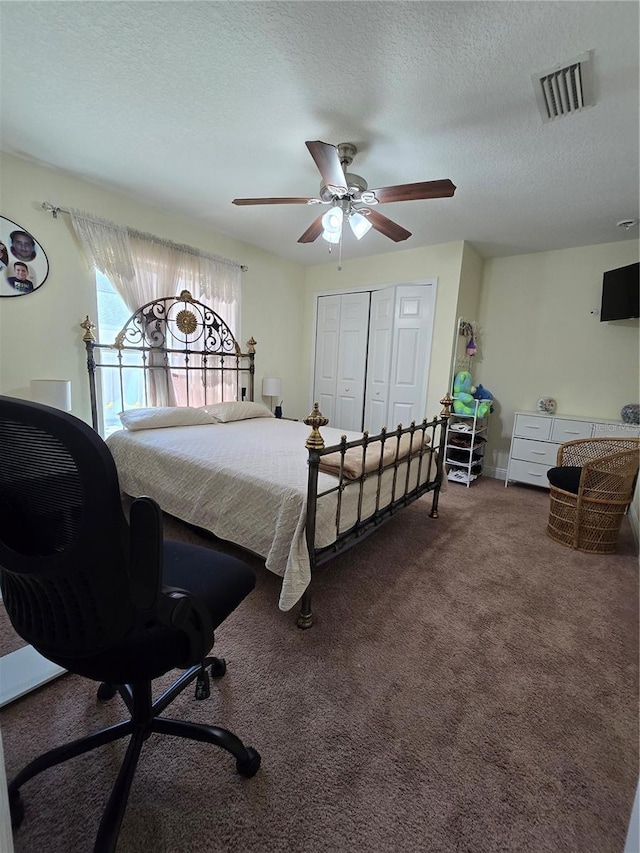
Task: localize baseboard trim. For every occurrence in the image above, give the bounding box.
[629,510,639,549]
[483,466,507,482]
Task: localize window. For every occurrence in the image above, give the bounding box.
[95,272,145,435]
[94,270,240,434]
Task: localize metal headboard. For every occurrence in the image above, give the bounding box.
[81,289,256,434]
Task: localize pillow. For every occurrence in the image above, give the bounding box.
[201,401,275,423]
[119,406,217,431]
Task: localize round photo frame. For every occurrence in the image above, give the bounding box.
[0,215,49,298]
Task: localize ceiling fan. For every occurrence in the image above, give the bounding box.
[232,140,456,245]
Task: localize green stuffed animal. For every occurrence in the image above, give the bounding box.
[453,371,491,418]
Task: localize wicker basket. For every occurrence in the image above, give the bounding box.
[546,438,640,555]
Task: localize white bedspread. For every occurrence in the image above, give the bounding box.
[106,419,439,611]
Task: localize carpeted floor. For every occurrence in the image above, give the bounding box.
[1,477,638,852]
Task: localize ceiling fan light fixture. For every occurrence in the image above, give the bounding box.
[349,211,372,240]
[322,229,341,244]
[321,206,343,234]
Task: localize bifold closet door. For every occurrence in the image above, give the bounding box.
[363,287,395,434]
[313,292,370,432]
[364,284,434,433]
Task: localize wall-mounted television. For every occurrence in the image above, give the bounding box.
[600,261,639,321]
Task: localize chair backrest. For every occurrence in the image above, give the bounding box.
[0,395,137,661]
[558,437,640,468]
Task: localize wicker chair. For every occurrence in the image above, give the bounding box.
[546,437,640,554]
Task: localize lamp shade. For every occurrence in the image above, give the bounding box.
[321,206,343,236]
[30,379,72,412]
[349,211,373,240]
[262,377,282,398]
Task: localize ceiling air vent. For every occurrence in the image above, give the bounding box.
[533,50,595,122]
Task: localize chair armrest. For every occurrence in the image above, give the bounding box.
[158,586,215,665]
[580,448,640,502]
[129,496,163,612]
[129,497,214,664]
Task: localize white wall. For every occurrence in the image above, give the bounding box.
[476,241,640,475]
[450,241,484,387]
[0,152,307,422]
[303,241,465,424]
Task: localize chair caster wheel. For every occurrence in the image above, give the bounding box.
[236,747,261,778]
[97,683,118,701]
[9,789,24,829]
[210,658,226,678]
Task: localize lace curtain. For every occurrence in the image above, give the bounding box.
[70,210,242,408]
[69,211,139,305]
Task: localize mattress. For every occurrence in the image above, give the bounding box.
[106,418,438,610]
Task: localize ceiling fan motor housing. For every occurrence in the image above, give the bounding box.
[320,172,368,202]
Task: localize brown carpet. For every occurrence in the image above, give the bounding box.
[1,478,638,853]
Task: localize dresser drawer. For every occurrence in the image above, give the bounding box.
[511,437,559,466]
[513,414,552,441]
[550,418,593,443]
[592,422,640,439]
[508,458,551,488]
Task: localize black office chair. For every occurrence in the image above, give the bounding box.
[0,395,260,853]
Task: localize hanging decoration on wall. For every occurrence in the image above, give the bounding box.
[465,334,477,357]
[459,319,477,358]
[0,215,49,298]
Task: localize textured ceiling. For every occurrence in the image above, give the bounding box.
[1,1,638,266]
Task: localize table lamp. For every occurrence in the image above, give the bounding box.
[262,377,282,416]
[30,379,72,412]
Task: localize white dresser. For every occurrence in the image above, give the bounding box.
[506,411,640,488]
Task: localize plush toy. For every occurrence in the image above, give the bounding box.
[453,371,492,418]
[473,383,494,415]
[452,371,476,415]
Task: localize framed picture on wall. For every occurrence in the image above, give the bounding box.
[0,215,49,297]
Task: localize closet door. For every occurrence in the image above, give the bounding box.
[363,286,395,434]
[386,284,434,427]
[313,295,341,424]
[313,292,370,432]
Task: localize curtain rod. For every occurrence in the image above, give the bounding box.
[41,201,249,271]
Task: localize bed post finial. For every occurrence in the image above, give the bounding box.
[304,403,329,450]
[439,393,453,419]
[247,337,257,354]
[80,316,96,343]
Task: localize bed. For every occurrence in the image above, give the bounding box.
[81,290,452,627]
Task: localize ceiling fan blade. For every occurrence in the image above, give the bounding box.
[368,179,456,204]
[233,197,317,206]
[365,210,412,242]
[305,141,347,194]
[298,214,325,243]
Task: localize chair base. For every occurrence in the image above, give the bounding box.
[8,657,260,853]
[547,484,627,554]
